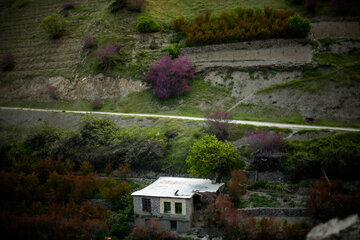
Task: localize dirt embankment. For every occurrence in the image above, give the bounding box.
[0,74,146,101]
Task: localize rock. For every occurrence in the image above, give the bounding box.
[306,214,359,240]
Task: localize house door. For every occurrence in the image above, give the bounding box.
[170,220,177,230]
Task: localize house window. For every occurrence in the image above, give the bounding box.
[170,220,177,230]
[142,198,151,212]
[164,202,171,213]
[175,202,182,214]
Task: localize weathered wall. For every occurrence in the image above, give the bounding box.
[240,207,307,217]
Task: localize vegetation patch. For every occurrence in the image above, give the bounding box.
[173,7,310,46]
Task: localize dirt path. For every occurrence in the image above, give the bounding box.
[1,107,359,132]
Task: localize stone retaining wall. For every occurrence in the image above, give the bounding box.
[240,207,307,217]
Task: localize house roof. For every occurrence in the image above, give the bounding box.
[131,177,224,199]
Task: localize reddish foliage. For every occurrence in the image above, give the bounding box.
[145,56,195,99]
[282,222,309,240]
[206,196,257,239]
[47,84,57,99]
[205,110,234,140]
[127,0,148,12]
[60,1,76,10]
[0,210,108,240]
[248,131,286,157]
[1,53,15,71]
[95,43,124,71]
[227,169,250,205]
[118,163,130,179]
[104,162,113,176]
[83,33,96,49]
[257,217,283,240]
[307,178,360,221]
[131,219,177,240]
[92,98,102,110]
[77,201,109,220]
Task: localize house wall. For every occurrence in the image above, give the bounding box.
[133,196,195,233]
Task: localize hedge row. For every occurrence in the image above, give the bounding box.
[173,7,310,46]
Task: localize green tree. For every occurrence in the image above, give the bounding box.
[186,135,244,182]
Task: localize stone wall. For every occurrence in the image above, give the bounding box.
[240,207,307,217]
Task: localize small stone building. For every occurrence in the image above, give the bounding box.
[131,177,224,233]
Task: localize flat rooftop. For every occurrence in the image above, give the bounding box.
[131,177,224,199]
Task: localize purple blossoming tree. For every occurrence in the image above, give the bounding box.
[248,131,286,156]
[145,56,195,99]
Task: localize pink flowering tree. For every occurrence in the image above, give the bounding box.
[145,56,195,99]
[248,131,286,157]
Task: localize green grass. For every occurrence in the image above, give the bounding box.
[145,0,305,23]
[248,193,279,208]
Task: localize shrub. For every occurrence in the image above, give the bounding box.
[257,217,283,240]
[186,135,244,182]
[248,131,286,157]
[205,110,234,141]
[92,98,102,110]
[47,85,57,99]
[136,16,161,33]
[60,1,76,10]
[173,7,299,46]
[283,132,360,181]
[80,161,95,175]
[165,44,181,59]
[95,43,124,71]
[109,0,127,13]
[307,178,360,221]
[1,54,15,71]
[83,33,96,49]
[104,162,113,176]
[39,13,68,39]
[145,56,195,99]
[227,169,250,207]
[288,14,311,38]
[126,0,147,12]
[131,219,178,240]
[101,177,131,210]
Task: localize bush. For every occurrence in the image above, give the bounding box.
[205,110,234,141]
[47,85,57,99]
[92,98,102,110]
[95,43,125,71]
[288,14,311,38]
[248,131,286,157]
[83,33,96,50]
[136,16,160,33]
[131,219,178,240]
[186,135,245,182]
[60,1,76,10]
[164,44,181,59]
[283,132,360,181]
[145,56,195,99]
[109,0,126,13]
[173,7,299,46]
[307,178,360,221]
[1,54,15,71]
[39,13,68,39]
[227,169,250,207]
[126,0,147,12]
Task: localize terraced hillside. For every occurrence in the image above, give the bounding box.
[0,0,360,128]
[0,0,103,81]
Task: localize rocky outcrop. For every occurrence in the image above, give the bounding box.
[306,214,359,240]
[0,74,146,101]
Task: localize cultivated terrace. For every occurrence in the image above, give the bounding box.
[0,0,359,239]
